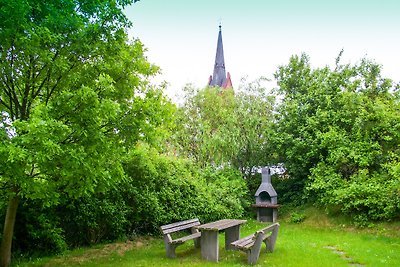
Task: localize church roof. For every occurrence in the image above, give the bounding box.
[208,25,232,88]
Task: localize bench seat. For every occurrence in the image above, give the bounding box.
[170,232,201,245]
[231,235,256,250]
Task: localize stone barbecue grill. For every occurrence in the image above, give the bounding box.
[252,167,280,222]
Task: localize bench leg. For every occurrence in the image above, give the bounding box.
[247,249,260,265]
[164,243,178,258]
[191,229,201,248]
[264,238,272,253]
[193,237,200,248]
[163,236,178,258]
[265,225,279,252]
[247,233,264,265]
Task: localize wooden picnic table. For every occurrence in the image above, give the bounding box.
[196,219,247,262]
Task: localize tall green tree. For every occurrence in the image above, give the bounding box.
[274,53,400,222]
[0,0,173,266]
[174,79,275,177]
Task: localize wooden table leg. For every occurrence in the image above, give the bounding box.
[201,230,219,262]
[225,225,240,250]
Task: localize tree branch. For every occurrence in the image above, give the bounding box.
[0,97,11,111]
[45,60,77,105]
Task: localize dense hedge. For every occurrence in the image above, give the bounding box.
[122,144,248,233]
[2,144,248,255]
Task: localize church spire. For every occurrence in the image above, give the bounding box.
[208,25,232,88]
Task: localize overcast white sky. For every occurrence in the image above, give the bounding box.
[124,0,400,100]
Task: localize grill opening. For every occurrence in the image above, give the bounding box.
[259,191,271,203]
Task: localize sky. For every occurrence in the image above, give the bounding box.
[124,0,400,101]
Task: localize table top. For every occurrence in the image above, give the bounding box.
[196,219,247,231]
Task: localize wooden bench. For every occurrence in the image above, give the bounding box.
[231,223,280,265]
[160,218,201,258]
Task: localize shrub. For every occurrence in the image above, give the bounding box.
[59,190,130,247]
[122,144,248,233]
[3,143,249,256]
[308,163,400,224]
[12,201,68,255]
[289,212,306,223]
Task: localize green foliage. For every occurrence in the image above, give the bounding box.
[274,53,400,221]
[6,142,246,254]
[59,191,130,247]
[273,175,307,206]
[0,0,175,264]
[122,143,248,233]
[289,212,306,223]
[12,203,68,255]
[173,79,276,177]
[0,0,170,204]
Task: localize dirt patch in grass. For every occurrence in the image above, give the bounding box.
[44,238,152,266]
[324,245,365,267]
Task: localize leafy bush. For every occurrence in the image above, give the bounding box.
[6,144,248,256]
[12,202,68,255]
[59,190,130,247]
[122,143,248,233]
[273,175,307,206]
[289,212,306,223]
[308,162,400,225]
[10,188,131,254]
[274,53,400,223]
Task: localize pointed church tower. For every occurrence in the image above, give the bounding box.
[208,25,232,88]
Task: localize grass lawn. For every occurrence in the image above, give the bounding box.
[15,213,400,267]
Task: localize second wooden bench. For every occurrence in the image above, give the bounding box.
[230,222,280,265]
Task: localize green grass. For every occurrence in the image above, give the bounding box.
[14,215,400,267]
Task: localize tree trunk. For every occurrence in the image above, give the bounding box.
[0,195,19,267]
